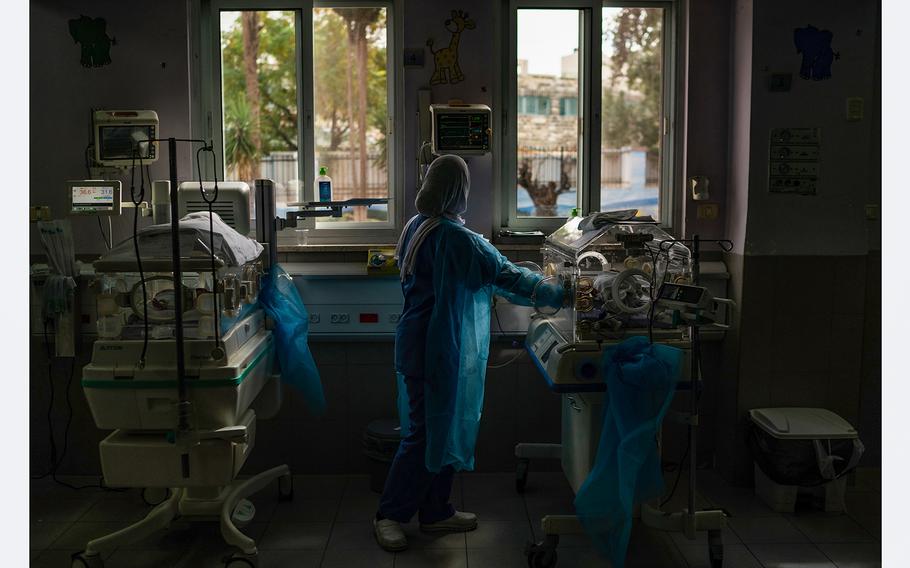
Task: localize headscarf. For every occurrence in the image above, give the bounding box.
[395,155,470,280]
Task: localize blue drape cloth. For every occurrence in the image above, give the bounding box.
[259,264,326,415]
[574,336,682,568]
[395,215,561,472]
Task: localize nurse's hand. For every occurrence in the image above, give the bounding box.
[534,280,565,310]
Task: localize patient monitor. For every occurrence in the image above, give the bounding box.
[430,104,492,155]
[68,180,122,216]
[93,110,159,166]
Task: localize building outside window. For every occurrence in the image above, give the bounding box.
[506,3,673,228]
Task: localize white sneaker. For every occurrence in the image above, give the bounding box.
[420,511,478,533]
[373,518,408,551]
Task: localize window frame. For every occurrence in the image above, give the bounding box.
[497,0,677,234]
[192,0,404,244]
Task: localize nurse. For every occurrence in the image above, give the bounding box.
[373,155,565,551]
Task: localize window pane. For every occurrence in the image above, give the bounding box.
[517,9,581,218]
[313,7,389,223]
[220,11,299,220]
[600,7,664,219]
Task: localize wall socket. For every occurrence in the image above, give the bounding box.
[30,206,52,222]
[696,203,719,221]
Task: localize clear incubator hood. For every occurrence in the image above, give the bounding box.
[541,213,692,342]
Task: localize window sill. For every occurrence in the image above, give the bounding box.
[277,243,398,253]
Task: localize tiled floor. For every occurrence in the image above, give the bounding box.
[30,469,881,567]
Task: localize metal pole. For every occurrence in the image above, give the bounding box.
[688,235,700,517]
[168,137,192,478]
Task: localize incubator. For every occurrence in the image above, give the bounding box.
[527,213,693,391]
[74,212,293,568]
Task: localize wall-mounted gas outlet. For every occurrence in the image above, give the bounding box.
[309,313,320,324]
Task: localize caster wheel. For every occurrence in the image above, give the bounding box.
[141,487,171,506]
[516,459,529,493]
[224,553,258,567]
[708,529,724,568]
[525,536,559,568]
[278,474,294,502]
[71,551,103,568]
[231,499,257,527]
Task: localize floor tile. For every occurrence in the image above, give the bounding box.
[79,495,153,523]
[293,474,348,500]
[675,543,762,568]
[30,497,95,523]
[728,515,808,544]
[258,521,332,550]
[518,471,576,500]
[557,547,614,568]
[465,520,534,549]
[669,524,742,547]
[335,495,380,522]
[789,513,876,543]
[31,548,115,568]
[341,475,376,499]
[467,547,530,568]
[393,547,468,568]
[405,523,468,549]
[817,542,882,568]
[462,495,528,521]
[105,547,190,568]
[256,549,323,568]
[29,520,70,550]
[325,521,378,550]
[271,498,340,523]
[47,522,130,550]
[748,542,837,567]
[850,516,880,541]
[321,547,394,568]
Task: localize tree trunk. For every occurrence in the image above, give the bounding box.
[354,21,369,221]
[241,12,262,181]
[344,24,358,206]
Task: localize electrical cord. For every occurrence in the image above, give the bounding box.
[130,150,150,367]
[30,322,58,480]
[96,217,111,250]
[196,144,222,352]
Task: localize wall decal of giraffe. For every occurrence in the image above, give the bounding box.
[426,10,475,85]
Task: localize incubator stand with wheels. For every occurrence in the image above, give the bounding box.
[518,214,730,568]
[71,224,293,568]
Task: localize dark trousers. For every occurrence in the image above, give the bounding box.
[378,375,455,524]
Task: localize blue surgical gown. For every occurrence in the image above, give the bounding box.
[395,215,557,472]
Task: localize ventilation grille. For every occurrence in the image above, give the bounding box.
[184,201,237,230]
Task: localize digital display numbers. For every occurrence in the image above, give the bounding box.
[73,186,114,207]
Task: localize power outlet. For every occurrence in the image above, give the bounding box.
[696,203,719,221]
[30,206,52,222]
[330,313,350,324]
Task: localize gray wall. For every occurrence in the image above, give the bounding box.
[29,0,191,257]
[718,0,881,483]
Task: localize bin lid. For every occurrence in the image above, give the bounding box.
[749,407,858,440]
[364,419,402,441]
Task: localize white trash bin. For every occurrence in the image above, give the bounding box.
[748,407,864,513]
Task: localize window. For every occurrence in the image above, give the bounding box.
[518,95,551,115]
[194,0,401,242]
[559,97,578,116]
[501,1,675,231]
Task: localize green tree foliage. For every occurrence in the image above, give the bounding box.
[221,10,389,189]
[602,8,663,152]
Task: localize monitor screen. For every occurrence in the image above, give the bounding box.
[72,184,115,213]
[435,112,489,151]
[98,125,156,161]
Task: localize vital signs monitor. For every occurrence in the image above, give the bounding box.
[68,180,122,216]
